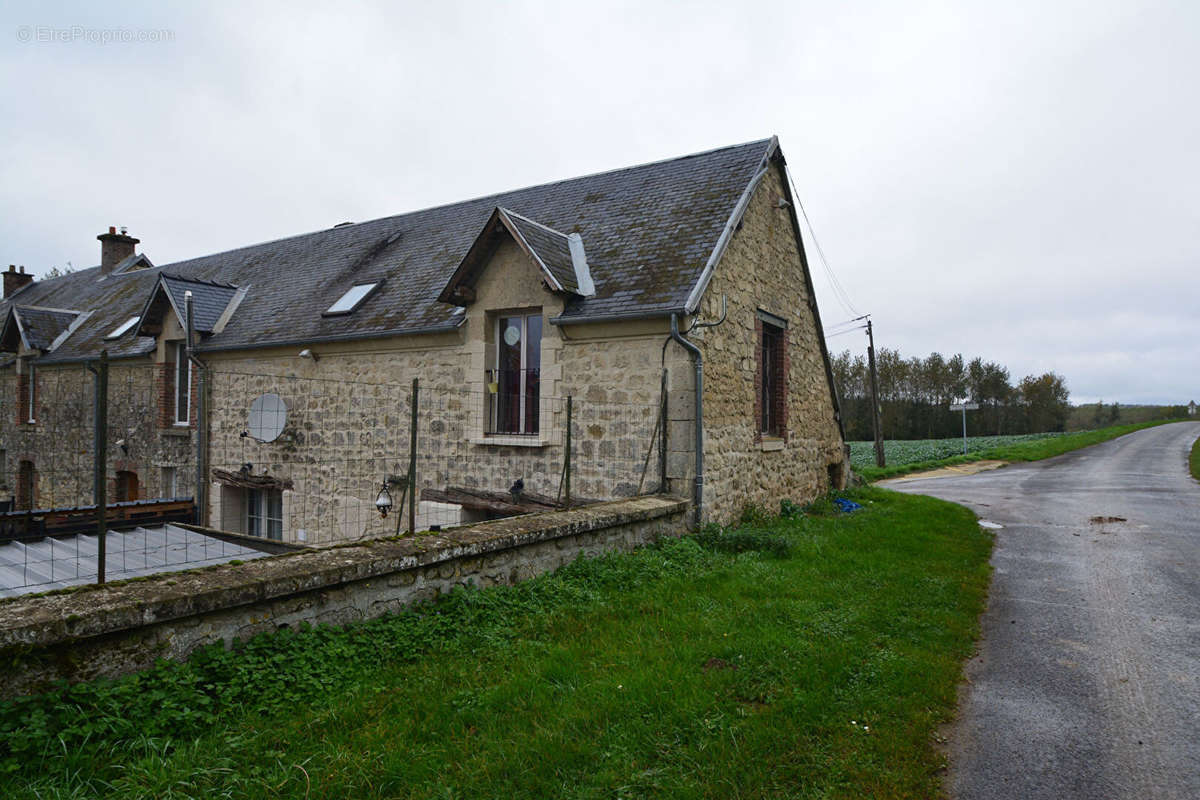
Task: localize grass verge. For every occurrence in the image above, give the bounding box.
[0,488,992,799]
[1190,433,1200,482]
[858,419,1180,482]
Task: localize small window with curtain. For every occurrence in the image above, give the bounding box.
[488,312,542,435]
[758,312,788,439]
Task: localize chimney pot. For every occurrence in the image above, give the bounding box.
[3,264,33,298]
[97,226,140,274]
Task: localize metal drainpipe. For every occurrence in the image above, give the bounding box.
[669,313,704,528]
[184,292,207,525]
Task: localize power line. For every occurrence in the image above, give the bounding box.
[785,164,861,318]
[824,325,867,341]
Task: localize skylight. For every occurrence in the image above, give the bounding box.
[105,316,140,339]
[324,283,379,315]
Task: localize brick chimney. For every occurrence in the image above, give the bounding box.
[4,265,33,298]
[97,226,140,274]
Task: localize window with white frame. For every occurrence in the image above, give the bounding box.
[25,362,35,424]
[246,488,283,540]
[489,312,541,435]
[172,341,191,424]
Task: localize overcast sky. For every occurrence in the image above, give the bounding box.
[1,0,1196,404]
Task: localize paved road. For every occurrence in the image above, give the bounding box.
[884,422,1200,800]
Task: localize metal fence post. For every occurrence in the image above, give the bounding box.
[408,377,418,535]
[564,395,572,509]
[195,362,207,525]
[94,350,108,584]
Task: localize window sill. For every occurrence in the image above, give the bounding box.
[759,437,785,452]
[470,435,552,448]
[161,427,192,438]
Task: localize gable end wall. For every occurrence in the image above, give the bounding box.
[693,162,846,523]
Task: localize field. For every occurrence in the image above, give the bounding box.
[848,433,1066,470]
[1190,434,1200,482]
[0,489,992,799]
[850,420,1180,481]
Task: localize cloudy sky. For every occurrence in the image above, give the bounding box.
[1,0,1196,404]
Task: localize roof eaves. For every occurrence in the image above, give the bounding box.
[195,319,463,355]
[550,306,684,326]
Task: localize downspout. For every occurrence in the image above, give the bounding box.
[669,313,704,528]
[185,292,208,525]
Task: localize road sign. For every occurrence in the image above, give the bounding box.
[950,401,979,454]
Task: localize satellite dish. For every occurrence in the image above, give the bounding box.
[248,393,287,442]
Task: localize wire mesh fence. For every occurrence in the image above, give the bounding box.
[209,368,666,542]
[0,359,667,593]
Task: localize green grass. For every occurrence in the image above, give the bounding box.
[1190,434,1200,482]
[855,420,1182,481]
[0,489,991,799]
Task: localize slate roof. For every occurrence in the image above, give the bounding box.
[154,275,241,334]
[9,306,81,350]
[502,209,581,294]
[1,137,778,363]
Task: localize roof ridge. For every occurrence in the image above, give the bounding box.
[142,137,775,275]
[15,304,82,315]
[498,207,568,237]
[159,273,238,289]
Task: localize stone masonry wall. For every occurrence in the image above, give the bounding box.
[0,360,195,510]
[0,495,688,699]
[690,163,847,524]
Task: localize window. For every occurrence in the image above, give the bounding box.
[246,488,283,540]
[106,316,140,339]
[489,312,541,435]
[25,362,35,424]
[324,283,379,315]
[759,316,787,437]
[115,470,139,502]
[16,460,34,510]
[161,466,178,498]
[172,341,191,424]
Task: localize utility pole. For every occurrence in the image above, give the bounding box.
[866,319,885,467]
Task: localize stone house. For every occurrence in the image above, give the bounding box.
[0,137,847,544]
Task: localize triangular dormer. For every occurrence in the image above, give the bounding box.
[438,207,593,305]
[0,305,91,354]
[111,252,155,275]
[136,273,244,338]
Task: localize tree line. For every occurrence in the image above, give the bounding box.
[830,348,1071,441]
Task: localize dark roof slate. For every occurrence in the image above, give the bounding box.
[501,210,579,294]
[159,275,240,334]
[15,307,80,350]
[2,137,776,362]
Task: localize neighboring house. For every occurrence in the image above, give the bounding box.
[0,137,847,544]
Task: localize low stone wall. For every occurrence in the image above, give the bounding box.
[0,495,689,699]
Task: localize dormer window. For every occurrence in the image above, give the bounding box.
[106,316,140,339]
[324,283,379,316]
